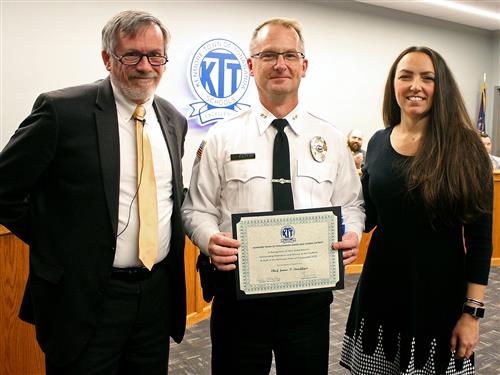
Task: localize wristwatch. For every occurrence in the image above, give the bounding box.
[462,304,485,319]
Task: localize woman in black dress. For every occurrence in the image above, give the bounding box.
[340,46,493,374]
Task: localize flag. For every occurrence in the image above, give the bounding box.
[476,78,486,133]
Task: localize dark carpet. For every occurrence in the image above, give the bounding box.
[170,267,500,374]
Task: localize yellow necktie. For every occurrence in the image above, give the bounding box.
[134,105,158,270]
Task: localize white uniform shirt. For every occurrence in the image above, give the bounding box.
[182,104,365,254]
[112,83,173,267]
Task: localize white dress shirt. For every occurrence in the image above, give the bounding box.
[182,104,365,255]
[112,83,173,267]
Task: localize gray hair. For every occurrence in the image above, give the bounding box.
[250,17,305,54]
[101,10,170,54]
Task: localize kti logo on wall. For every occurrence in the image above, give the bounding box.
[189,38,250,126]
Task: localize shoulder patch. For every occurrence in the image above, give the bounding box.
[196,140,207,160]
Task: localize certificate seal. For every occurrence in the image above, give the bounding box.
[281,225,296,244]
[310,136,327,162]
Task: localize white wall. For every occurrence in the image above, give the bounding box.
[493,31,500,86]
[1,1,498,186]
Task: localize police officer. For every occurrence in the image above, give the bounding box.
[182,17,364,375]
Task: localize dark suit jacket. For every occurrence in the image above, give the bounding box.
[0,77,187,366]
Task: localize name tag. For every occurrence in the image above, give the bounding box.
[230,153,256,161]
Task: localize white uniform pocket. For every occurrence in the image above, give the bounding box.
[295,160,336,207]
[223,160,271,212]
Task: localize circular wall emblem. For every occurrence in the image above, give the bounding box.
[189,39,250,126]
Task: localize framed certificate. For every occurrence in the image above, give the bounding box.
[232,206,344,300]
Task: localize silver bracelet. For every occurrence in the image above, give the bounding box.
[465,297,484,307]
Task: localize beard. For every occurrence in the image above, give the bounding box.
[348,141,361,152]
[111,72,159,103]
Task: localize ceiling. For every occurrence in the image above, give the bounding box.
[355,0,500,31]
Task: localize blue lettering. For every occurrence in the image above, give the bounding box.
[226,62,241,93]
[203,50,241,98]
[201,61,216,96]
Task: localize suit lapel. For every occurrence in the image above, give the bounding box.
[95,78,120,235]
[153,100,182,210]
[153,100,181,192]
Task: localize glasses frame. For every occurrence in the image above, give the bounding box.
[110,52,169,66]
[250,51,305,62]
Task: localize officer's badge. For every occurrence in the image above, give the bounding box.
[310,136,327,162]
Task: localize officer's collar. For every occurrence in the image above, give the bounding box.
[255,103,303,136]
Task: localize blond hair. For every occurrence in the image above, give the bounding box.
[250,17,304,54]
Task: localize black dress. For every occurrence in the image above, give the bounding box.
[340,128,492,374]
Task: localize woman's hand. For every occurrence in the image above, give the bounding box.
[450,313,480,359]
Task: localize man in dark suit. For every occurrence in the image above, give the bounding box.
[0,10,187,375]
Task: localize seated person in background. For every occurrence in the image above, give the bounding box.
[480,132,500,170]
[347,128,366,173]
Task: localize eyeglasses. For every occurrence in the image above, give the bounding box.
[110,52,168,66]
[251,51,305,63]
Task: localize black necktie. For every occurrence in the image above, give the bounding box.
[272,119,294,211]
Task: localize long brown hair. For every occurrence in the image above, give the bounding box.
[382,46,492,225]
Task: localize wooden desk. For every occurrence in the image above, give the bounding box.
[1,174,498,372]
[0,228,45,374]
[0,233,213,374]
[348,171,500,269]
